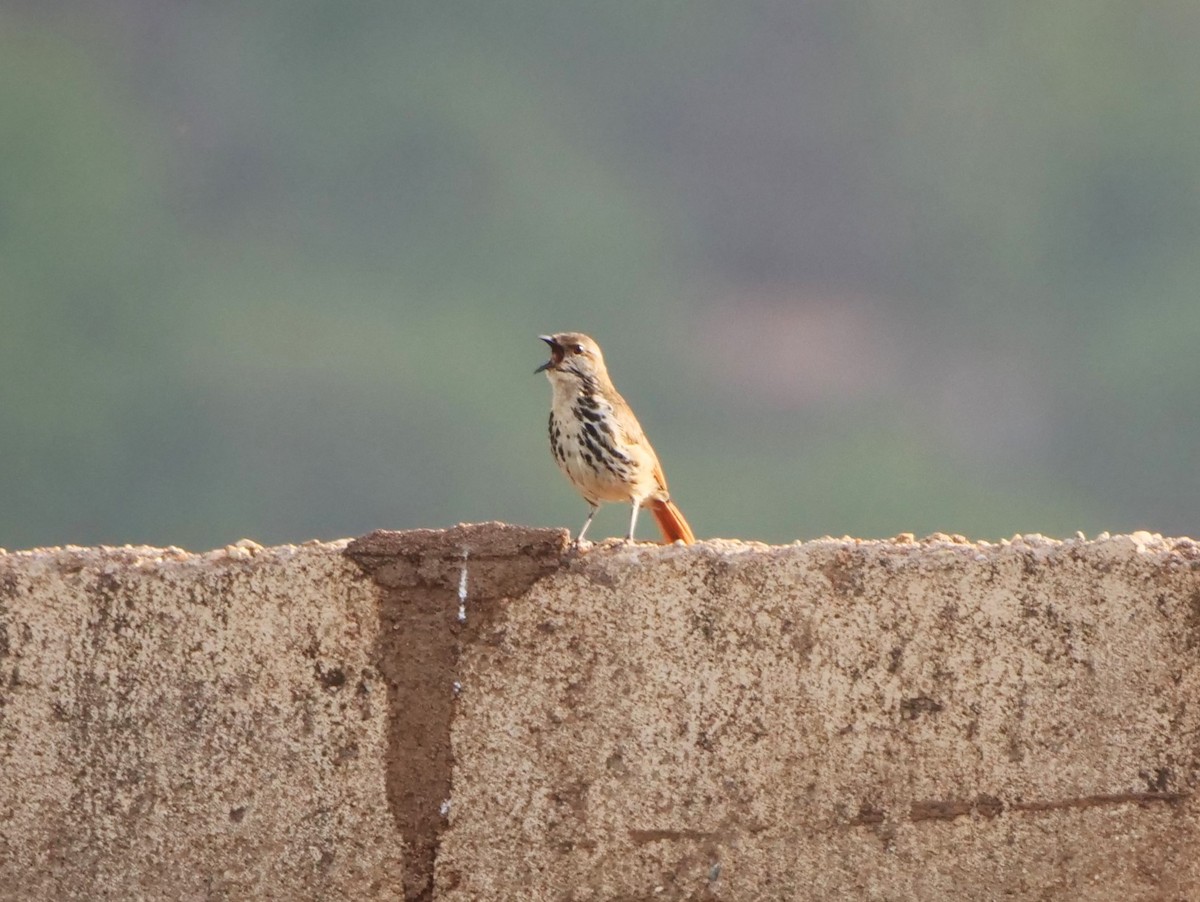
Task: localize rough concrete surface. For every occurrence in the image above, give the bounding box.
[3,526,1200,901]
[0,539,404,901]
[436,531,1200,901]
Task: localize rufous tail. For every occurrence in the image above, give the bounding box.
[649,498,696,545]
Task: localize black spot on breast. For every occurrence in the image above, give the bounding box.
[584,421,629,463]
[581,431,622,476]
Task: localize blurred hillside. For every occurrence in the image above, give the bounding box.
[3,1,1199,548]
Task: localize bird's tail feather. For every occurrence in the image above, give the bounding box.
[649,498,696,545]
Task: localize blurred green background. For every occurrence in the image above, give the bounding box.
[4,2,1199,549]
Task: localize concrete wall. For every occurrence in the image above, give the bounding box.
[2,525,1198,900]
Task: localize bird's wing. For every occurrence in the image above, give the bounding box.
[608,391,646,445]
[608,390,670,495]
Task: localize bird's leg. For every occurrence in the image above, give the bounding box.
[626,499,641,543]
[575,503,599,545]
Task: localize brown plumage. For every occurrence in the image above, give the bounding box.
[535,332,695,545]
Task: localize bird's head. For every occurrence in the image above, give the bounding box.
[535,332,608,385]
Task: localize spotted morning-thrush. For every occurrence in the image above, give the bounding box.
[535,332,695,545]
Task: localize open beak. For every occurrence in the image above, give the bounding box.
[534,335,561,374]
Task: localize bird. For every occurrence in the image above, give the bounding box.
[535,332,695,545]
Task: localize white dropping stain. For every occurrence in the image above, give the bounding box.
[457,548,470,623]
[452,681,462,697]
[439,798,451,817]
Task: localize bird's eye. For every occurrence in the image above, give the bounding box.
[573,344,586,354]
